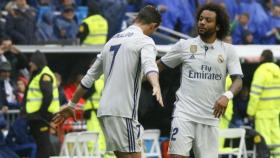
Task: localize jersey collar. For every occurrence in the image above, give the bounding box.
[129,25,144,34]
[197,36,220,50]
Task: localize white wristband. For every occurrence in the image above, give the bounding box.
[223,91,234,100]
[68,101,76,107]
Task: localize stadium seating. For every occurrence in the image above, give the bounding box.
[218,128,248,158]
[58,132,80,156]
[77,132,101,158]
[37,6,53,24]
[50,131,100,158]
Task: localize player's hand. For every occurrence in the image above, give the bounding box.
[213,95,229,118]
[51,105,76,127]
[152,86,164,107]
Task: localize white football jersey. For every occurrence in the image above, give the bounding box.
[161,36,243,126]
[81,25,158,120]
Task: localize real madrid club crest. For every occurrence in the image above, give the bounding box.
[189,45,197,59]
[217,54,224,63]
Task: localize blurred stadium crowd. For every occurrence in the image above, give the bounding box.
[0,0,279,45]
[0,0,279,158]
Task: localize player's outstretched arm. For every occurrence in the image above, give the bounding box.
[213,76,242,118]
[146,72,164,107]
[52,85,88,126]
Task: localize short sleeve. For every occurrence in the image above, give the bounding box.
[141,43,158,75]
[227,45,243,76]
[160,40,183,68]
[81,53,103,89]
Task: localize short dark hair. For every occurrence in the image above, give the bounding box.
[30,50,48,68]
[135,5,161,27]
[261,49,274,62]
[87,1,101,16]
[196,3,230,40]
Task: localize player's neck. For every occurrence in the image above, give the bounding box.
[200,35,216,44]
[134,23,149,35]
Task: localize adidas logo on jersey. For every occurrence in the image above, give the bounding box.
[189,54,195,59]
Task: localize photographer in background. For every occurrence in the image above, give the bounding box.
[0,37,29,81]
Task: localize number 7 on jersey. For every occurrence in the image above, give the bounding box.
[108,44,121,76]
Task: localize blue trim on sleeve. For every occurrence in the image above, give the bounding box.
[80,83,91,90]
[230,74,244,78]
[145,70,159,76]
[160,59,173,69]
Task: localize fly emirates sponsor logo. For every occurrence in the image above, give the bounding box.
[188,65,222,80]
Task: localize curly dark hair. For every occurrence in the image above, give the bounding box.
[196,3,230,40]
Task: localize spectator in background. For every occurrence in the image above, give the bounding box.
[247,50,280,157]
[54,5,79,41]
[265,4,280,44]
[23,51,60,158]
[230,86,250,128]
[0,110,20,158]
[62,0,75,6]
[222,0,240,21]
[276,27,280,43]
[0,14,6,39]
[16,76,28,105]
[39,0,54,6]
[231,12,251,44]
[76,0,88,6]
[126,0,144,12]
[4,0,17,14]
[92,0,127,40]
[54,72,67,106]
[0,88,8,145]
[5,116,36,158]
[275,0,280,5]
[0,0,8,10]
[144,0,195,35]
[243,30,254,44]
[259,0,274,14]
[0,37,29,81]
[56,0,76,11]
[63,73,85,105]
[5,0,37,44]
[76,2,108,45]
[0,62,18,109]
[36,12,57,43]
[26,0,39,8]
[240,0,269,44]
